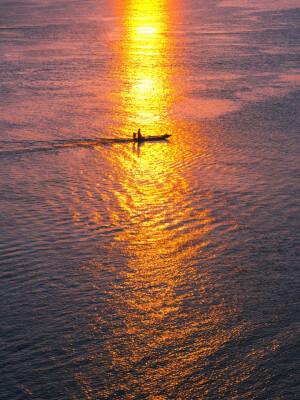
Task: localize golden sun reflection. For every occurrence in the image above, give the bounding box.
[58,0,258,396]
[77,3,237,397]
[67,0,242,397]
[68,0,244,397]
[110,0,179,133]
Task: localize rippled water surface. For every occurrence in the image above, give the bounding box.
[0,0,299,399]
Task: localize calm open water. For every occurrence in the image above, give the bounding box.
[0,0,299,399]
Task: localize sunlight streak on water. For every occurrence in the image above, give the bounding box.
[109,0,181,134]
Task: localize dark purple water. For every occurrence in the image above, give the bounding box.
[0,0,299,398]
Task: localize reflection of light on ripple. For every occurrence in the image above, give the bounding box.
[68,138,246,397]
[79,250,245,398]
[79,147,239,397]
[68,1,244,397]
[108,0,181,133]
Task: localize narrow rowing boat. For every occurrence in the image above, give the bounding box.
[52,134,171,148]
[133,134,171,142]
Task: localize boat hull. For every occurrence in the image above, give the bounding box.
[133,134,171,142]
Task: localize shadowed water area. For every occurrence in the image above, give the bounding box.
[0,0,299,399]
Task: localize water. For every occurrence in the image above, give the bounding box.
[0,0,299,399]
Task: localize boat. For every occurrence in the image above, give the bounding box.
[133,134,171,142]
[52,134,171,149]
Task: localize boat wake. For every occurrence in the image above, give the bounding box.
[0,137,137,158]
[0,135,171,158]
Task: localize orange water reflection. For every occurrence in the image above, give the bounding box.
[73,0,242,397]
[109,0,181,135]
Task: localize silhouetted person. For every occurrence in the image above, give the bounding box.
[137,128,143,141]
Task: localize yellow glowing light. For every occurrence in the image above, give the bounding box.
[71,1,241,396]
[135,26,157,36]
[109,0,178,130]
